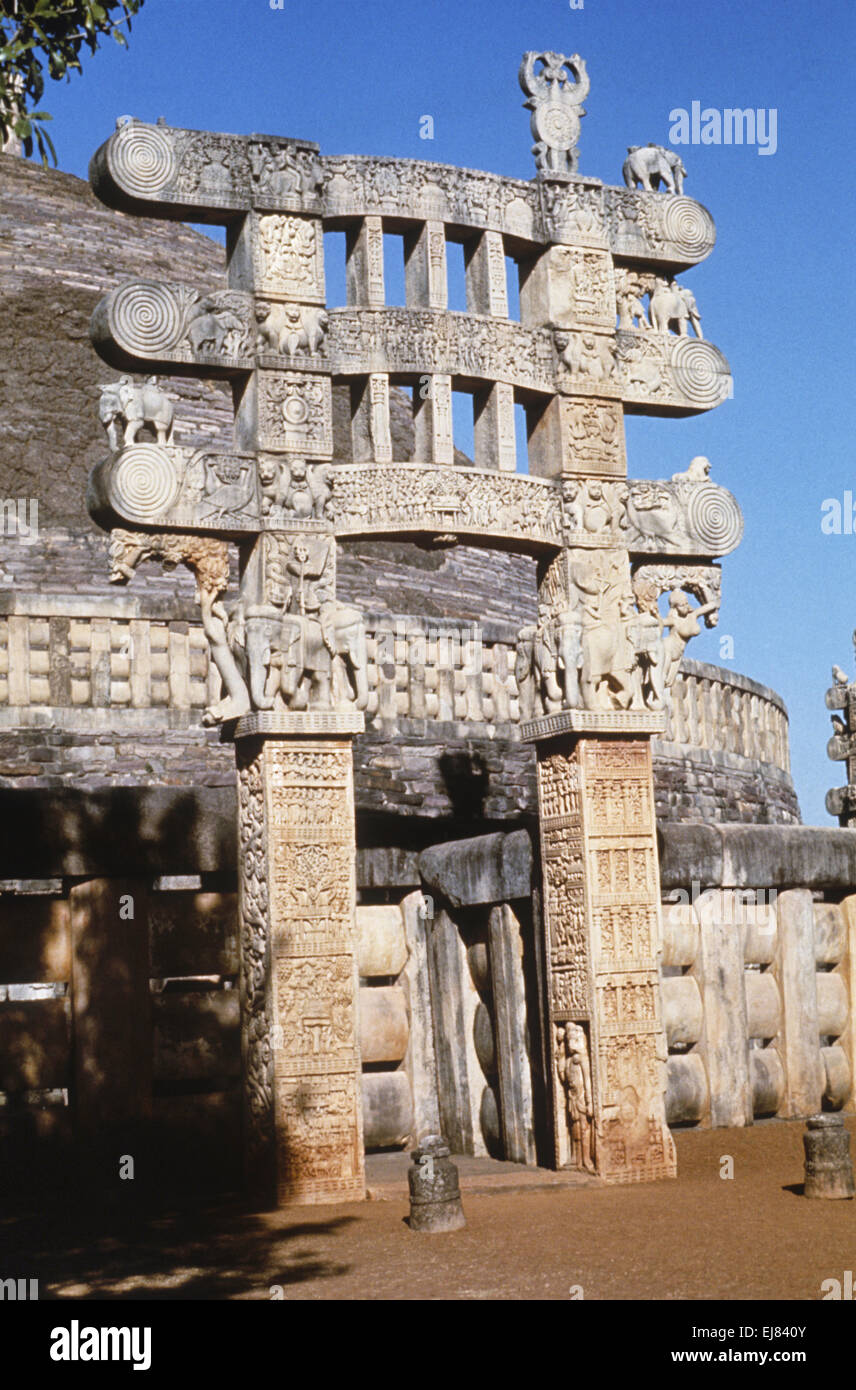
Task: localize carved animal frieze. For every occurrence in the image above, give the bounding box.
[92,281,255,372]
[256,302,329,359]
[518,549,724,718]
[89,444,261,533]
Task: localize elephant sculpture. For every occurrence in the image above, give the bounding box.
[516,620,562,720]
[622,143,686,194]
[99,375,175,451]
[185,297,247,356]
[246,602,368,712]
[648,278,702,337]
[579,613,636,711]
[554,611,583,709]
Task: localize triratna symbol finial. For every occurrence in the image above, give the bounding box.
[519,50,590,177]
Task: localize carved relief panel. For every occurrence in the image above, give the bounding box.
[264,739,364,1203]
[536,739,675,1183]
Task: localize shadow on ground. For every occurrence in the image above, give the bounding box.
[0,1190,358,1299]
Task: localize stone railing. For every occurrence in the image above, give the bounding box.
[0,600,213,718]
[658,821,856,1127]
[663,890,855,1127]
[661,659,791,774]
[0,597,791,773]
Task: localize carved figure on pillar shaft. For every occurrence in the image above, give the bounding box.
[536,742,675,1182]
[244,535,368,716]
[518,549,722,721]
[556,1021,596,1172]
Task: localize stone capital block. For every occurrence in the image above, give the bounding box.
[520,244,615,331]
[527,395,626,479]
[229,212,325,302]
[249,370,333,456]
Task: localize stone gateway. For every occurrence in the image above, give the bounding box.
[84,51,741,1201]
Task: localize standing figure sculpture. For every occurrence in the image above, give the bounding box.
[556,1022,596,1173]
[575,556,636,711]
[661,589,719,691]
[625,593,666,711]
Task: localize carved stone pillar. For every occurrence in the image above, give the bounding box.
[465,230,509,318]
[351,373,392,462]
[236,721,365,1205]
[233,525,367,1204]
[404,221,448,310]
[526,723,675,1183]
[474,381,516,472]
[413,372,453,465]
[346,215,385,307]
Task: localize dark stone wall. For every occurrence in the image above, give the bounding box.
[0,154,232,529]
[654,747,800,826]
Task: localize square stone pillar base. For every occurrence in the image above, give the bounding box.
[236,725,365,1206]
[532,733,676,1184]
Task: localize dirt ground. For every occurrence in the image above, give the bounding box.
[2,1118,854,1301]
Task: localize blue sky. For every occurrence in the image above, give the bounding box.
[29,0,856,823]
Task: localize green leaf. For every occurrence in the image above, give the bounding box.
[35,122,58,169]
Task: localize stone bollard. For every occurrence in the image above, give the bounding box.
[803,1114,855,1199]
[408,1137,466,1233]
